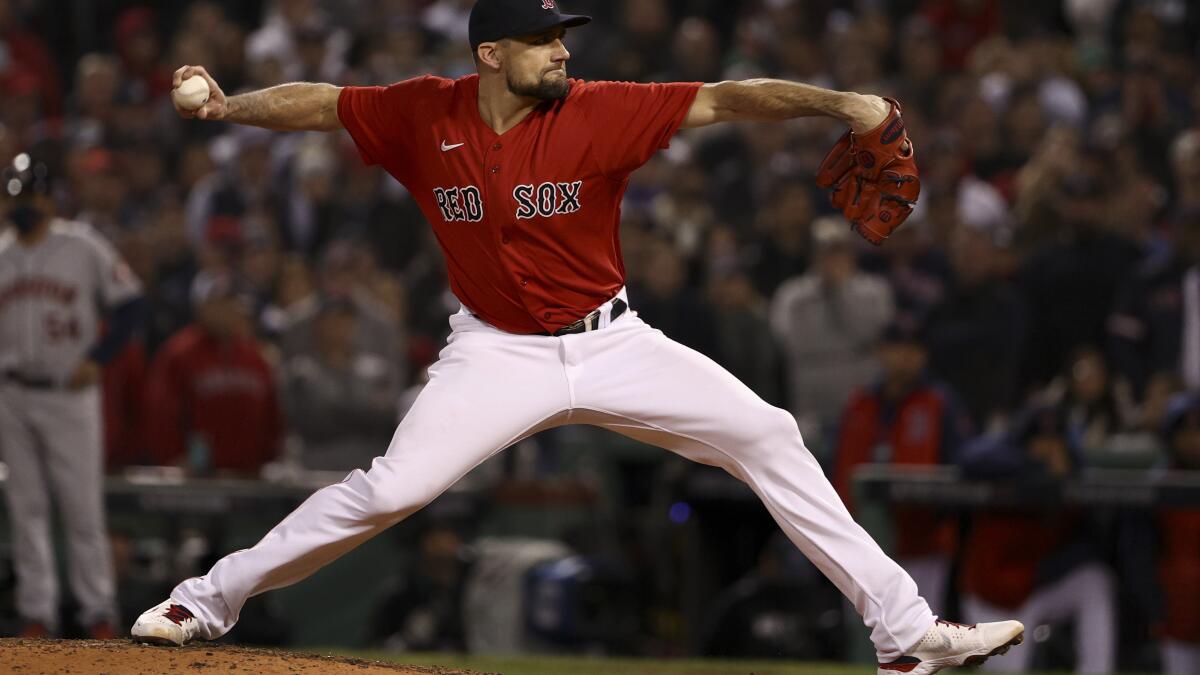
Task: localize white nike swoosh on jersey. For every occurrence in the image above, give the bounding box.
[441,141,465,151]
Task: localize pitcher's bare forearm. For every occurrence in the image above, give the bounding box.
[223,83,343,132]
[684,79,888,133]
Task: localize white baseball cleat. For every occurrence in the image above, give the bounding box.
[130,599,200,646]
[878,619,1025,674]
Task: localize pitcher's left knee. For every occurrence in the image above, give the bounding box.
[740,406,808,457]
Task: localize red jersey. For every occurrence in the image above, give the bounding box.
[959,512,1076,610]
[143,325,282,474]
[834,386,962,559]
[337,75,701,334]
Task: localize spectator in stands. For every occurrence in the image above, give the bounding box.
[281,241,404,382]
[66,54,122,149]
[584,0,673,83]
[833,315,971,614]
[629,237,721,360]
[701,532,844,660]
[0,0,62,117]
[892,17,943,119]
[279,136,342,258]
[0,67,44,148]
[138,205,200,356]
[919,0,1000,71]
[1055,346,1125,455]
[749,182,815,299]
[706,258,782,407]
[71,146,127,233]
[113,7,172,104]
[118,142,174,226]
[369,521,471,652]
[1155,392,1200,674]
[1109,208,1200,398]
[668,17,722,84]
[859,221,949,319]
[143,270,282,475]
[916,205,1026,430]
[958,403,1116,673]
[247,0,349,83]
[770,216,894,445]
[1171,130,1200,215]
[652,161,719,260]
[420,0,474,52]
[1018,148,1144,390]
[281,296,400,471]
[185,126,279,247]
[237,228,285,340]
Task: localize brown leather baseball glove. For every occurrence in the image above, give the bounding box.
[815,98,920,245]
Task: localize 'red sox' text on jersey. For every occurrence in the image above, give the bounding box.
[337,75,700,334]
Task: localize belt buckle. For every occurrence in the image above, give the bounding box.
[583,309,600,331]
[556,308,601,336]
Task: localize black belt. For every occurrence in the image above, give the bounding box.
[544,298,628,336]
[2,371,57,390]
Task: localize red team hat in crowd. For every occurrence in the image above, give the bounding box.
[468,0,591,49]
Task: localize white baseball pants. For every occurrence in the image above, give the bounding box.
[173,304,934,659]
[0,384,117,629]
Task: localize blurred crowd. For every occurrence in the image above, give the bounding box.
[3,0,1200,671]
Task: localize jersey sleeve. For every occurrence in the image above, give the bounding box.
[83,227,142,307]
[578,81,702,178]
[337,76,445,172]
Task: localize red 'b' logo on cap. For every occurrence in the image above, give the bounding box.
[542,0,556,8]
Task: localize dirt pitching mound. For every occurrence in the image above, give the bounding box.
[0,639,484,675]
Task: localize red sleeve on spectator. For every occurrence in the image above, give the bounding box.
[577,81,702,178]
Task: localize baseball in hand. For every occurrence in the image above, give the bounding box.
[172,75,211,111]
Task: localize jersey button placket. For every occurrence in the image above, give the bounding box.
[484,140,523,295]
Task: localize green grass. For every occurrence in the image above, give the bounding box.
[335,651,1116,675]
[350,652,860,674]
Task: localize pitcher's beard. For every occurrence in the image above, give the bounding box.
[508,71,570,100]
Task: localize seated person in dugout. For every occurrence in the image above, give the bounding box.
[958,403,1116,673]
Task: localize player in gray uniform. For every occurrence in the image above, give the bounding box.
[0,150,145,638]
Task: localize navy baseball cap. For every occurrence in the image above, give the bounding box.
[469,0,591,50]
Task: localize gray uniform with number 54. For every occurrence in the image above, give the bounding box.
[0,219,141,382]
[0,218,141,631]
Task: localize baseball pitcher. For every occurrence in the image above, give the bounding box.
[132,2,1020,671]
